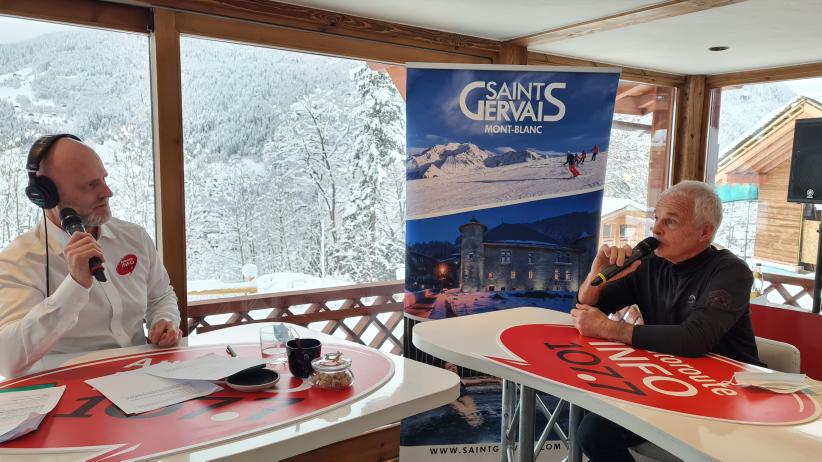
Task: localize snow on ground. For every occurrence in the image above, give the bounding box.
[0,67,56,108]
[188,272,352,301]
[407,156,606,218]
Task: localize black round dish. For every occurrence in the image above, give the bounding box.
[225,368,279,391]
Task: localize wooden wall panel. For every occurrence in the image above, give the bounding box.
[281,424,399,462]
[753,162,801,266]
[800,218,820,267]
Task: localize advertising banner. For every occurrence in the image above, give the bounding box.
[489,324,819,425]
[401,64,621,460]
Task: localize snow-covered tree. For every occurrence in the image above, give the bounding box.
[275,89,354,277]
[339,66,405,281]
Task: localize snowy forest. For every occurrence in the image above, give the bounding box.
[0,25,808,293]
[0,30,404,286]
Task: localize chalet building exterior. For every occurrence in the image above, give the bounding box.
[458,218,594,292]
[599,198,653,249]
[716,96,822,271]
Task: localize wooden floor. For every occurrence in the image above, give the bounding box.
[281,423,400,462]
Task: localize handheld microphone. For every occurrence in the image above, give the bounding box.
[59,207,107,282]
[590,237,659,287]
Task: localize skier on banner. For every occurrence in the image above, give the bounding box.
[591,144,599,161]
[580,150,587,165]
[563,151,580,178]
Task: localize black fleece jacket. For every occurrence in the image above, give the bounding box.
[594,246,764,367]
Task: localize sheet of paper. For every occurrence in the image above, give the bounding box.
[0,386,65,443]
[142,353,268,381]
[86,371,221,415]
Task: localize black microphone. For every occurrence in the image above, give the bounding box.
[59,207,107,282]
[590,237,659,287]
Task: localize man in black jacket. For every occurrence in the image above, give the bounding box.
[572,180,762,462]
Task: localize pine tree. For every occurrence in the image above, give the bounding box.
[342,66,405,281]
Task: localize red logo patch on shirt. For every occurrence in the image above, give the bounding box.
[116,254,138,275]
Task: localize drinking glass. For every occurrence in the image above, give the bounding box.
[260,323,297,365]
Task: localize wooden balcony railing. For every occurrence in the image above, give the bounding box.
[762,273,816,309]
[187,280,406,354]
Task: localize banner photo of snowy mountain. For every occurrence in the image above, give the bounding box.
[406,64,620,219]
[401,64,619,462]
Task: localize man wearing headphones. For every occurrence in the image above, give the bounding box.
[0,134,182,378]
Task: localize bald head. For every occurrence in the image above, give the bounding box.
[39,137,101,178]
[39,138,113,229]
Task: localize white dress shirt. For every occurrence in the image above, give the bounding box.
[0,217,180,378]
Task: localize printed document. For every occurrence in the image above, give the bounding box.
[86,370,221,415]
[142,353,267,381]
[0,386,65,443]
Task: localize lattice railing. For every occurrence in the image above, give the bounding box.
[762,273,815,309]
[186,280,406,354]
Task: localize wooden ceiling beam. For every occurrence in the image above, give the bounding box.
[0,0,148,33]
[715,172,761,184]
[616,82,651,100]
[614,99,644,116]
[128,0,500,59]
[527,52,684,87]
[708,61,822,88]
[509,0,746,47]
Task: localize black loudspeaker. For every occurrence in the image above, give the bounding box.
[25,134,81,209]
[787,117,822,204]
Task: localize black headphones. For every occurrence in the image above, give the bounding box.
[25,134,81,209]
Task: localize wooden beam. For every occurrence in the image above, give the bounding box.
[648,86,676,205]
[0,0,148,33]
[126,0,499,60]
[707,61,822,88]
[368,62,407,100]
[510,0,745,47]
[527,51,684,87]
[496,42,528,65]
[150,8,188,333]
[174,12,490,65]
[616,82,649,100]
[716,173,762,184]
[673,75,709,183]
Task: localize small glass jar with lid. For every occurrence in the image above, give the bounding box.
[310,352,354,390]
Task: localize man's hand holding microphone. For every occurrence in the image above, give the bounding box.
[60,208,105,289]
[572,237,658,342]
[59,208,181,347]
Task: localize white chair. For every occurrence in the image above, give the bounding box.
[630,337,801,462]
[753,336,801,373]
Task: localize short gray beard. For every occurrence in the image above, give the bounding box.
[82,209,111,227]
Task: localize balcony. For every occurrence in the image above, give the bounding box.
[187,280,406,354]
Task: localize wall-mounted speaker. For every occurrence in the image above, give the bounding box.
[788,117,822,204]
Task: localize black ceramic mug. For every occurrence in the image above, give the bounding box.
[286,338,322,378]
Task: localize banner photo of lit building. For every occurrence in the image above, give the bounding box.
[401,64,621,461]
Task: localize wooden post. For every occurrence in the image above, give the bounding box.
[673,75,708,183]
[647,86,675,206]
[150,8,188,333]
[497,43,529,65]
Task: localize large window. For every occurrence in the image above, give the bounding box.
[706,77,822,311]
[599,80,675,250]
[180,37,405,302]
[0,15,154,247]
